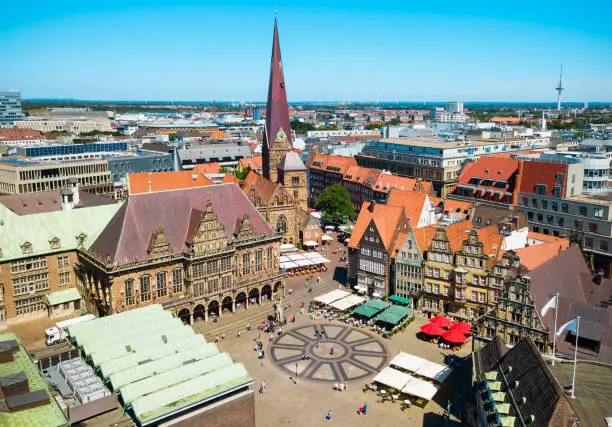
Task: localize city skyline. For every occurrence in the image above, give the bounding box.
[2,0,612,102]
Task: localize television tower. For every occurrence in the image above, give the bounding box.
[556,65,564,111]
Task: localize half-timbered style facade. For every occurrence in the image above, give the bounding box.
[77,184,284,323]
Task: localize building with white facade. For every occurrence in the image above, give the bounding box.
[0,90,22,126]
[14,119,112,134]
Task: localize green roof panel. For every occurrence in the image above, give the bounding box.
[46,288,81,306]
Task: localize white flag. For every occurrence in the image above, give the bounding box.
[541,295,557,317]
[556,318,578,336]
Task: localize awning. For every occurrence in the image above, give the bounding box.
[352,299,388,318]
[46,288,81,306]
[280,261,298,270]
[293,259,312,267]
[375,305,411,325]
[303,240,318,247]
[389,295,411,305]
[354,285,367,294]
[280,244,297,253]
[401,376,439,400]
[414,360,453,383]
[373,367,412,391]
[313,289,351,305]
[390,352,426,372]
[309,257,330,265]
[287,253,307,261]
[329,295,366,311]
[322,235,333,241]
[280,255,291,263]
[372,291,383,298]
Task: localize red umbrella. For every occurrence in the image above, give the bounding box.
[420,323,446,336]
[451,321,472,335]
[429,315,453,329]
[442,328,468,344]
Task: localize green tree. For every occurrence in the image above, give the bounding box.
[169,132,177,142]
[290,120,315,134]
[233,167,250,180]
[315,184,356,224]
[389,117,401,126]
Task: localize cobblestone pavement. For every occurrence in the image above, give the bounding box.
[270,323,389,383]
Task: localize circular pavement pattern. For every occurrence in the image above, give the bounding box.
[269,324,388,383]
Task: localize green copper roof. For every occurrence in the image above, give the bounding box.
[0,333,70,427]
[46,288,81,306]
[0,201,123,262]
[389,295,411,305]
[352,299,389,318]
[69,304,252,426]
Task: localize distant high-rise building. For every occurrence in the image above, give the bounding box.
[253,108,261,121]
[0,90,22,126]
[446,101,463,113]
[555,65,564,111]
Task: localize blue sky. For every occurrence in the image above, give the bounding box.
[2,0,611,102]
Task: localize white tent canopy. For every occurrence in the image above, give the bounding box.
[293,259,312,267]
[414,360,453,383]
[280,255,291,263]
[302,252,321,260]
[309,257,330,265]
[329,294,366,311]
[313,289,351,305]
[322,234,333,241]
[401,376,439,400]
[280,261,298,270]
[287,253,307,262]
[389,351,452,383]
[280,244,297,253]
[373,367,412,391]
[303,240,318,247]
[390,352,427,373]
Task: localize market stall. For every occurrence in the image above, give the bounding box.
[329,294,366,312]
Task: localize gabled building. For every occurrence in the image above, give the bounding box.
[348,202,410,298]
[0,183,121,325]
[77,184,284,323]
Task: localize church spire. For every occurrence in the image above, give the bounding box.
[263,17,292,181]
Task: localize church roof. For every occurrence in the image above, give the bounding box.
[278,151,307,172]
[265,19,292,149]
[88,184,274,265]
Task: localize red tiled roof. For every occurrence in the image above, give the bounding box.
[305,153,358,175]
[456,157,519,184]
[242,170,277,202]
[128,170,214,194]
[0,128,44,141]
[527,231,567,243]
[90,184,274,265]
[192,163,221,174]
[514,240,570,271]
[518,160,568,198]
[221,173,241,184]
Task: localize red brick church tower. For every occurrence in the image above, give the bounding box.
[262,18,308,211]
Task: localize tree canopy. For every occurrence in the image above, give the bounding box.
[233,166,250,180]
[315,184,356,224]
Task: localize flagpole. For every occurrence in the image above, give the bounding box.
[571,316,580,399]
[552,293,558,366]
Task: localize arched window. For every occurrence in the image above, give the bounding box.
[156,271,167,298]
[276,215,287,234]
[124,279,135,305]
[140,275,151,302]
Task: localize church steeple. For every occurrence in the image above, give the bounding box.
[263,18,293,182]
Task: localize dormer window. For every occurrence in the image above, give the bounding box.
[21,242,33,255]
[50,238,60,249]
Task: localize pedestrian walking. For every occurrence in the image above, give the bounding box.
[325,409,332,421]
[247,321,251,332]
[300,307,304,315]
[259,380,266,393]
[317,276,321,284]
[362,402,367,415]
[329,347,334,356]
[358,404,363,415]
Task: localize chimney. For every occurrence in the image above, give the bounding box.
[368,201,376,213]
[60,190,75,211]
[68,179,80,206]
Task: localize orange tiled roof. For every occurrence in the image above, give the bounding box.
[413,226,438,254]
[208,129,226,139]
[0,128,43,140]
[387,188,429,229]
[306,153,357,175]
[374,173,431,194]
[241,170,277,202]
[221,173,241,184]
[128,170,214,194]
[430,197,475,218]
[239,156,263,171]
[348,202,406,251]
[192,163,221,174]
[515,240,570,271]
[527,231,567,243]
[491,117,522,124]
[456,157,519,184]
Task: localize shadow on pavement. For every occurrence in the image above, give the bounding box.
[423,412,462,426]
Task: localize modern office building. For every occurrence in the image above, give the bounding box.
[0,158,113,196]
[431,106,466,123]
[518,190,612,274]
[177,143,251,170]
[357,133,550,196]
[0,90,22,126]
[13,119,111,134]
